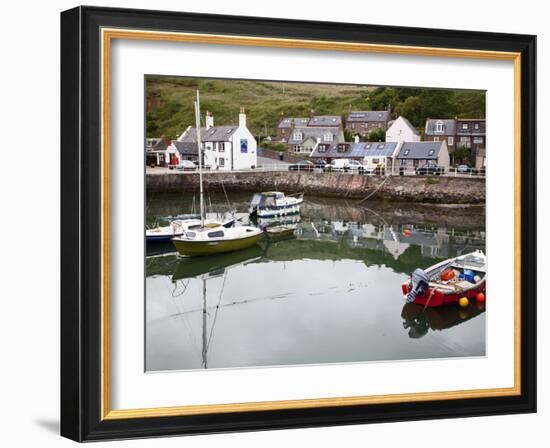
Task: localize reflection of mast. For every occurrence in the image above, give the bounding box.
[201,278,207,369]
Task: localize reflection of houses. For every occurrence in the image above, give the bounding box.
[175,109,257,170]
[345,110,390,136]
[386,116,420,143]
[396,141,450,173]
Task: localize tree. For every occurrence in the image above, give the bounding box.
[367,128,385,142]
[453,145,474,166]
[343,128,355,142]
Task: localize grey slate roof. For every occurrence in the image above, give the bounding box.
[425,119,456,136]
[278,117,309,129]
[310,141,399,159]
[173,140,200,156]
[308,115,342,126]
[145,138,168,151]
[287,127,344,145]
[397,141,444,159]
[179,126,237,142]
[346,111,390,123]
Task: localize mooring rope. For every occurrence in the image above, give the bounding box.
[357,175,391,203]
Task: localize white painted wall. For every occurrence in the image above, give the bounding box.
[386,116,421,142]
[229,123,258,170]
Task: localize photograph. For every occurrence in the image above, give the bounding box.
[144,76,487,372]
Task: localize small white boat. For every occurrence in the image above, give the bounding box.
[249,191,304,218]
[146,216,234,242]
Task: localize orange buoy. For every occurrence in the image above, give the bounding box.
[476,292,485,303]
[404,229,411,237]
[459,297,469,307]
[440,268,455,281]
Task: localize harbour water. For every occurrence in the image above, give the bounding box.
[146,192,486,372]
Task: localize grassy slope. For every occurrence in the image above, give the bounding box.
[146,76,484,139]
[146,77,376,139]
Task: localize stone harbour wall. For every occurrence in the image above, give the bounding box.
[146,171,485,204]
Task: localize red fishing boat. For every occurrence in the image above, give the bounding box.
[401,250,486,308]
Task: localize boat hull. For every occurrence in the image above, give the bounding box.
[401,281,486,307]
[172,232,263,257]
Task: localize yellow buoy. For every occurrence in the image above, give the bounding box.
[459,297,469,308]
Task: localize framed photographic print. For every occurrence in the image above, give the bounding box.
[60,6,537,442]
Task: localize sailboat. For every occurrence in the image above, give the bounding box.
[171,91,263,257]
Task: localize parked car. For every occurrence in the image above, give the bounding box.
[346,160,367,174]
[288,160,315,172]
[456,164,472,174]
[324,158,350,172]
[312,159,327,169]
[416,162,444,175]
[176,160,197,171]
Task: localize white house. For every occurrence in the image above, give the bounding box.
[175,108,257,170]
[386,116,421,143]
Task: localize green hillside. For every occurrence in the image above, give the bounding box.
[146,76,485,139]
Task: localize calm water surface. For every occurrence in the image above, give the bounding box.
[146,192,486,371]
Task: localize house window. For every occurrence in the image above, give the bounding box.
[460,136,470,143]
[351,123,355,129]
[448,136,454,146]
[219,142,225,152]
[337,144,348,153]
[219,158,225,167]
[403,149,410,156]
[433,136,440,142]
[323,132,333,142]
[293,131,303,141]
[435,121,444,133]
[474,123,480,130]
[473,137,484,144]
[372,158,380,164]
[293,145,302,152]
[462,123,468,130]
[378,123,382,128]
[428,149,435,156]
[318,144,327,153]
[282,129,286,134]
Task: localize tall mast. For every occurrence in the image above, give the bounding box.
[194,90,205,226]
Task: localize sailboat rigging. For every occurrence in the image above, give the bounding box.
[171,90,264,257]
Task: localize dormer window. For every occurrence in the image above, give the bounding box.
[377,144,385,149]
[337,144,349,153]
[293,131,303,141]
[428,149,435,156]
[435,120,445,133]
[403,149,410,156]
[318,144,328,153]
[323,132,333,142]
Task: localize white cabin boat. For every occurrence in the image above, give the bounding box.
[249,191,304,218]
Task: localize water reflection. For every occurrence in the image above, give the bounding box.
[146,193,486,371]
[401,302,486,339]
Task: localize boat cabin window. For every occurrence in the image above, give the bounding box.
[207,230,225,238]
[186,231,196,238]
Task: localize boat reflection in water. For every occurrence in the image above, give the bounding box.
[146,193,486,371]
[401,302,486,339]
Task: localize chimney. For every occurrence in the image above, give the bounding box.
[205,111,214,130]
[239,107,246,128]
[354,135,360,143]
